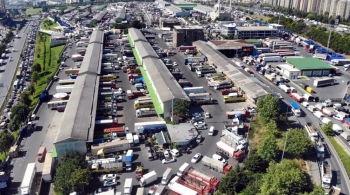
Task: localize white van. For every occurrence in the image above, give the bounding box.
[208,126,214,136]
[177,163,190,176]
[0,122,6,129]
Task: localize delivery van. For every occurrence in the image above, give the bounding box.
[177,163,190,176]
[208,126,214,136]
[37,146,47,163]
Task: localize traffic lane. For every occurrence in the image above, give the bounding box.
[246,63,349,193]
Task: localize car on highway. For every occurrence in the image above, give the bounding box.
[103,179,117,187]
[191,153,202,163]
[162,157,176,164]
[102,174,117,181]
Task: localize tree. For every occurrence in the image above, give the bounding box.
[219,166,249,194]
[265,121,279,136]
[31,72,39,84]
[173,99,191,118]
[131,20,146,29]
[322,122,334,136]
[244,149,268,173]
[307,185,324,195]
[20,92,32,107]
[0,131,14,154]
[260,160,307,195]
[256,94,280,125]
[258,135,279,162]
[32,63,42,72]
[285,128,313,158]
[28,84,35,95]
[11,103,31,122]
[8,115,20,131]
[89,19,98,27]
[54,152,89,195]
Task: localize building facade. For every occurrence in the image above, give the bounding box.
[221,25,278,39]
[172,25,204,47]
[159,18,181,30]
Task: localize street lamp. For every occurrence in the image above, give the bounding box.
[281,128,291,161]
[170,78,175,122]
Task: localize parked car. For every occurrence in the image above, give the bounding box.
[164,150,170,158]
[102,174,117,181]
[162,157,176,164]
[191,153,202,163]
[170,149,180,157]
[196,135,202,143]
[213,154,227,164]
[103,179,117,187]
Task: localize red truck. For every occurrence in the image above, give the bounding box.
[222,88,238,95]
[128,74,141,81]
[290,92,304,103]
[133,90,145,97]
[179,46,196,52]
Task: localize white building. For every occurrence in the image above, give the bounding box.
[277,64,301,80]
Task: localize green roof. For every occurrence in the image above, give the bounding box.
[245,39,261,43]
[286,57,333,70]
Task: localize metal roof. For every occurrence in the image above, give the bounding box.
[286,57,333,70]
[94,10,107,21]
[134,41,159,59]
[166,123,198,144]
[116,7,126,19]
[79,42,103,75]
[128,28,147,43]
[193,41,269,100]
[143,58,189,102]
[54,74,99,143]
[193,5,213,13]
[89,30,104,44]
[166,5,183,14]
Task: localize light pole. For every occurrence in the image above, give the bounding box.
[281,128,291,161]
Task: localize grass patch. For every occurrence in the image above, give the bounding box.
[249,14,271,22]
[329,137,350,177]
[41,18,59,31]
[26,8,42,15]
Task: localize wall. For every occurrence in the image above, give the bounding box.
[54,139,87,160]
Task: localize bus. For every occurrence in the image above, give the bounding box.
[48,100,69,110]
[134,98,154,109]
[100,74,117,82]
[58,79,76,85]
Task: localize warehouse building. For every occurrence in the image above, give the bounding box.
[116,7,126,22]
[167,124,198,146]
[207,40,255,58]
[166,5,190,17]
[159,18,182,30]
[276,64,301,80]
[53,30,104,159]
[193,4,213,16]
[173,25,204,47]
[285,57,334,76]
[221,25,278,39]
[193,40,269,103]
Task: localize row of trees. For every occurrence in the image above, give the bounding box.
[113,20,146,34]
[216,94,321,194]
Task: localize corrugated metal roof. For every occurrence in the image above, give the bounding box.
[135,41,159,59]
[94,10,107,21]
[193,41,269,100]
[79,42,103,75]
[54,74,99,143]
[143,58,189,102]
[89,30,104,44]
[167,5,183,14]
[128,28,147,43]
[116,7,126,19]
[193,5,213,13]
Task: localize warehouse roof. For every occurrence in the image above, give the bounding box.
[286,57,334,70]
[193,5,213,13]
[143,58,189,102]
[89,30,104,44]
[166,5,183,13]
[79,42,103,74]
[116,8,126,19]
[166,124,198,144]
[54,74,98,143]
[94,10,107,21]
[135,41,159,59]
[193,41,269,100]
[128,28,147,43]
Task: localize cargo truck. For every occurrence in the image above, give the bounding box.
[184,56,205,64]
[196,66,216,77]
[223,93,246,103]
[136,108,157,117]
[42,153,54,182]
[179,46,196,52]
[91,139,130,155]
[161,167,172,185]
[125,150,133,171]
[262,56,282,62]
[183,87,205,94]
[322,107,336,116]
[279,84,291,93]
[314,141,325,159]
[124,178,133,195]
[304,122,319,142]
[139,170,158,187]
[201,155,232,174]
[178,79,193,88]
[21,163,36,195]
[189,93,217,105]
[313,78,337,87]
[290,93,304,103]
[290,101,301,117]
[321,162,332,189]
[216,141,245,161]
[56,85,74,93]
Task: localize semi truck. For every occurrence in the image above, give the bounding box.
[279,84,291,93]
[313,78,337,87]
[21,163,36,195]
[196,66,216,77]
[56,85,74,93]
[124,178,133,195]
[314,141,325,160]
[321,162,332,189]
[91,139,130,155]
[201,155,232,174]
[125,150,133,171]
[290,93,304,103]
[42,153,54,182]
[184,56,205,64]
[183,87,205,94]
[178,79,193,88]
[136,108,157,117]
[216,141,245,161]
[188,93,217,105]
[139,170,158,187]
[304,122,319,142]
[290,101,301,117]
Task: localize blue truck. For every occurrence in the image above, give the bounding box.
[39,90,49,102]
[134,77,144,84]
[125,150,133,171]
[290,101,301,117]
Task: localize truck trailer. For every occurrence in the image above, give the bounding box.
[313,78,337,87]
[42,153,54,182]
[91,139,130,155]
[136,108,157,117]
[183,87,205,94]
[21,163,36,195]
[201,155,232,174]
[139,170,158,187]
[304,122,319,142]
[290,101,301,117]
[56,85,74,93]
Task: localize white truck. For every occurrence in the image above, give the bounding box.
[307,105,316,112]
[304,122,319,142]
[314,111,325,120]
[42,153,54,182]
[322,107,336,117]
[136,108,157,117]
[279,84,291,93]
[124,178,133,195]
[161,167,172,185]
[183,87,205,94]
[262,56,282,62]
[56,85,74,93]
[139,170,157,187]
[201,155,231,174]
[321,162,332,189]
[136,187,146,195]
[332,124,343,134]
[21,163,36,195]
